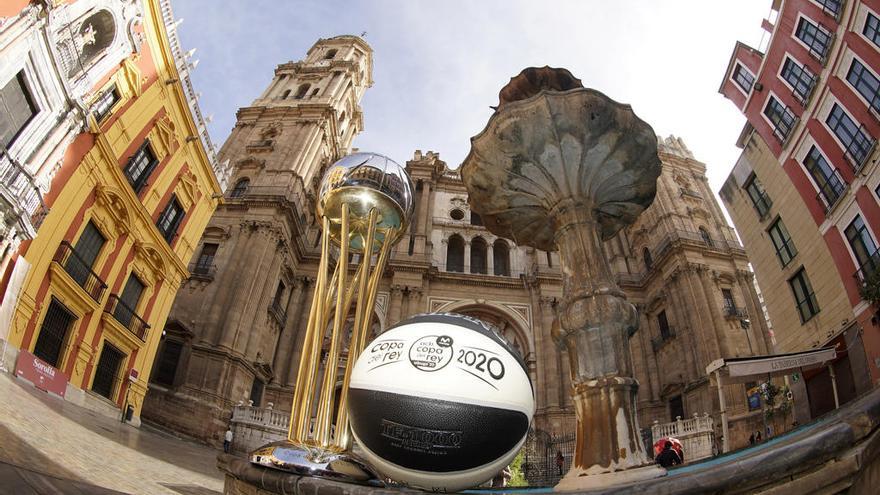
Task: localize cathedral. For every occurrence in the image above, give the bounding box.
[141,35,775,457]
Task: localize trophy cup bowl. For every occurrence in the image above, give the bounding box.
[249,152,414,486]
[317,152,414,252]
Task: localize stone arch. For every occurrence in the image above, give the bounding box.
[698,226,712,246]
[230,178,250,198]
[433,300,532,360]
[69,10,117,77]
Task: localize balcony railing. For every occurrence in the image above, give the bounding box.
[792,71,818,107]
[53,241,107,302]
[268,300,286,326]
[854,248,880,290]
[188,261,216,279]
[724,306,748,319]
[842,126,876,173]
[816,168,847,214]
[1,145,47,233]
[817,0,843,22]
[105,294,149,341]
[770,113,798,146]
[804,28,834,66]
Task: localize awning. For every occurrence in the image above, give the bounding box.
[706,347,837,385]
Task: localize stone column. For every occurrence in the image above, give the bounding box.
[218,226,275,350]
[740,271,774,354]
[285,278,315,387]
[685,265,724,361]
[735,275,765,355]
[666,275,700,381]
[635,309,660,402]
[271,278,305,383]
[245,247,284,358]
[464,240,471,274]
[538,295,560,411]
[698,267,730,358]
[487,242,495,275]
[388,285,403,325]
[419,181,432,236]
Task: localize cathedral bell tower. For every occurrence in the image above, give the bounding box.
[140,37,373,444]
[219,35,372,189]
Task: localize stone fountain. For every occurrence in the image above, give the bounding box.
[461,67,664,490]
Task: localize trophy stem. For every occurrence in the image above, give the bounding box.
[283,205,401,451]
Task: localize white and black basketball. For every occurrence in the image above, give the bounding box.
[348,313,534,492]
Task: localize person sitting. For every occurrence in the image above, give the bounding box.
[655,440,682,468]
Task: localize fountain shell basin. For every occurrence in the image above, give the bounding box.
[460,82,661,252]
[317,152,415,253]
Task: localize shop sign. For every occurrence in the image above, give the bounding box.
[15,350,67,397]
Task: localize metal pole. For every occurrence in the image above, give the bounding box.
[828,364,840,409]
[716,370,729,453]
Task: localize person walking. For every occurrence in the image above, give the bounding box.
[224,427,233,453]
[655,441,682,468]
[555,450,565,475]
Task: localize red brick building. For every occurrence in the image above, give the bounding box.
[719,0,880,420]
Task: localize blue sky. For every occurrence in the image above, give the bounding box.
[172,0,769,194]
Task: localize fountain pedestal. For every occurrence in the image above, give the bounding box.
[461,67,664,489]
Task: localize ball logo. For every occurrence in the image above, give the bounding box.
[408,335,454,372]
[365,339,406,371]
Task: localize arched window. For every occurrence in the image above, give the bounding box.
[699,227,713,247]
[68,10,116,77]
[446,235,464,272]
[280,89,291,99]
[493,240,510,276]
[325,49,338,60]
[294,84,310,99]
[471,237,488,274]
[338,111,346,136]
[643,247,653,271]
[470,212,483,226]
[311,88,320,96]
[230,178,249,198]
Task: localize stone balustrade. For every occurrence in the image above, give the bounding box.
[652,413,716,463]
[229,404,288,454]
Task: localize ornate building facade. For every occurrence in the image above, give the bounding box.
[143,36,776,453]
[0,0,225,426]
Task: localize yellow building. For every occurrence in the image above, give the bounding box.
[0,0,226,425]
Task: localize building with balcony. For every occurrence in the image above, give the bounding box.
[0,0,225,426]
[719,0,880,421]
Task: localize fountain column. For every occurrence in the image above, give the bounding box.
[461,67,665,489]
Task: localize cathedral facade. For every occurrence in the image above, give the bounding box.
[142,36,776,452]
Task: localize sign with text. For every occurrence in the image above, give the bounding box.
[728,347,836,378]
[15,350,67,397]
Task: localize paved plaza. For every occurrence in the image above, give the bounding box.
[0,373,224,494]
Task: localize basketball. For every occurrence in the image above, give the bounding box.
[348,313,535,492]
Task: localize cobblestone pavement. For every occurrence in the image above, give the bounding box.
[0,372,224,495]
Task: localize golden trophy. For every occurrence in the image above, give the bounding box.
[250,152,414,483]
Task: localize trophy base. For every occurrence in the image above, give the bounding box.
[249,440,384,486]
